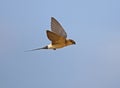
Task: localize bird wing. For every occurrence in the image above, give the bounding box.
[51,17,67,38]
[46,30,66,44]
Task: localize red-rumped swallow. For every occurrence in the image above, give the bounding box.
[25,17,75,51]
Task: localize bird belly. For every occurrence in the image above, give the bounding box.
[48,43,66,49]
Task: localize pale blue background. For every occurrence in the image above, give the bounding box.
[0,0,120,88]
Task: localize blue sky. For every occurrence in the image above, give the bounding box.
[0,0,120,88]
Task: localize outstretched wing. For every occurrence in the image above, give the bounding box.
[46,30,66,44]
[51,17,67,38]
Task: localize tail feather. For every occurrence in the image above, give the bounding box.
[24,46,48,52]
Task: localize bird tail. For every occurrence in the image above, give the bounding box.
[24,46,48,52]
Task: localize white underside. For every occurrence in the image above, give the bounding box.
[48,43,66,49]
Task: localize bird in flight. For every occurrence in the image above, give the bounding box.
[25,17,76,51]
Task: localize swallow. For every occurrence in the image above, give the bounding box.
[25,17,76,51]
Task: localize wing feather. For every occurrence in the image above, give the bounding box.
[51,17,67,38]
[46,30,65,44]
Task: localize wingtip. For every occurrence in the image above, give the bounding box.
[51,17,56,20]
[51,17,54,19]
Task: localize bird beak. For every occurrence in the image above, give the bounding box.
[73,42,76,44]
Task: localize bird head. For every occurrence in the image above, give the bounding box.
[67,39,76,45]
